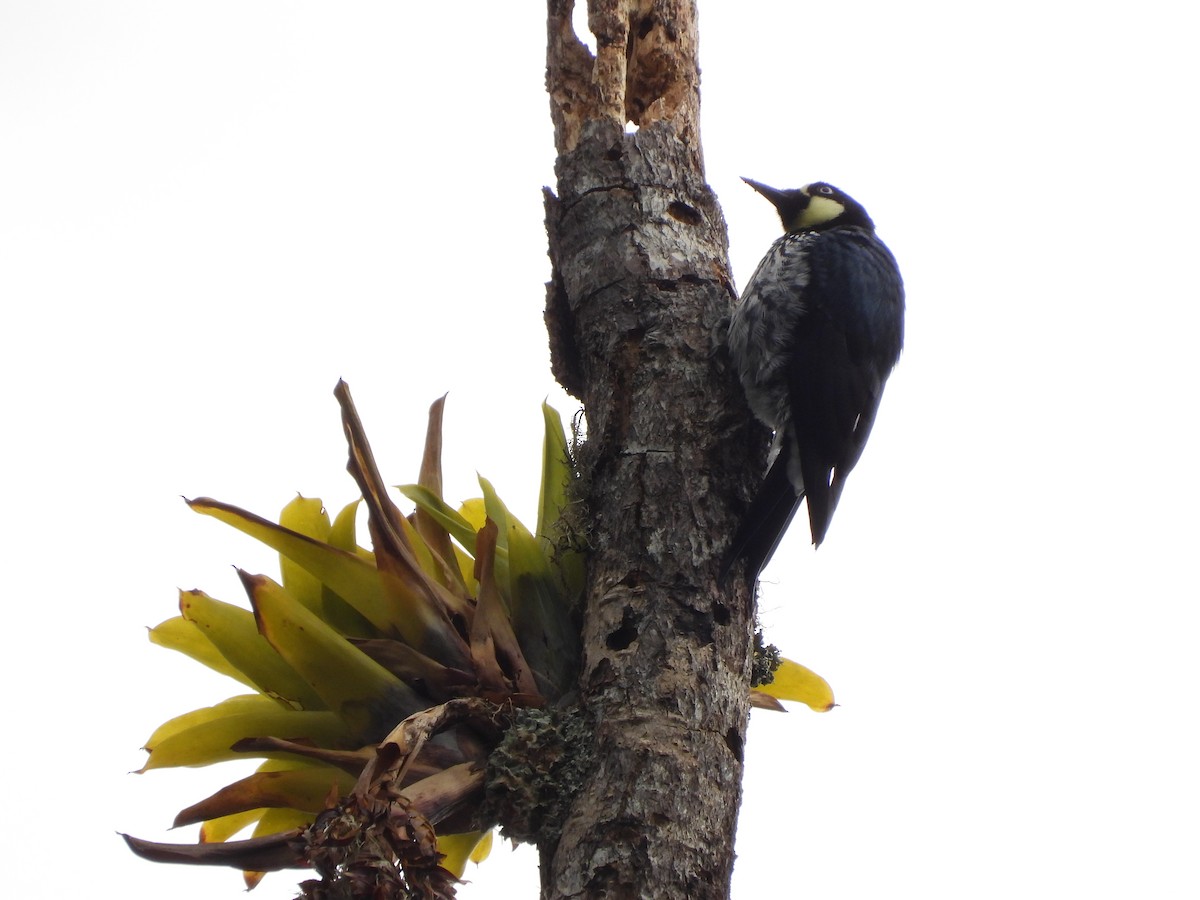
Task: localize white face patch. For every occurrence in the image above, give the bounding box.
[797,195,845,228]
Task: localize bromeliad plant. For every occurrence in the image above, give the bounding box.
[124,380,832,898]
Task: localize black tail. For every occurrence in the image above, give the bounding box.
[801,458,834,548]
[720,454,804,583]
[805,382,885,547]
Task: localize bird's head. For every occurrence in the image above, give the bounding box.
[742,178,875,233]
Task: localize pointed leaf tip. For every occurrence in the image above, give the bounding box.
[755,658,835,712]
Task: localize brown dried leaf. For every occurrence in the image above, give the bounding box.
[349,638,476,703]
[355,698,508,802]
[335,381,474,668]
[228,737,375,775]
[748,690,787,712]
[414,395,469,595]
[396,762,486,827]
[121,830,306,873]
[471,520,539,697]
[173,767,356,828]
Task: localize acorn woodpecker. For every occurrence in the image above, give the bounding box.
[724,178,904,579]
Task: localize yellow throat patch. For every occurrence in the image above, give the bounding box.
[792,193,845,230]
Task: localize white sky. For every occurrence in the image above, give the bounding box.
[2,2,1198,898]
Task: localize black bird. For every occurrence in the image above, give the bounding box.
[724,178,904,579]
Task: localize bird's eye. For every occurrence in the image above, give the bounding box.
[817,185,835,196]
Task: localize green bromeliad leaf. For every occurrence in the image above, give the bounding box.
[538,402,586,601]
[133,388,592,889]
[536,402,575,549]
[328,499,365,557]
[239,570,427,741]
[477,475,517,592]
[190,498,466,665]
[141,695,352,771]
[277,496,330,614]
[189,498,399,635]
[178,589,326,712]
[395,488,491,595]
[292,496,376,638]
[145,695,273,744]
[480,475,579,700]
[149,616,254,689]
[396,484,480,556]
[507,552,579,700]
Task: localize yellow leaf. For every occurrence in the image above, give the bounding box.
[178,590,325,711]
[278,495,331,614]
[480,475,577,700]
[756,658,836,712]
[437,830,491,878]
[459,498,487,532]
[244,807,315,889]
[200,809,263,844]
[141,696,352,770]
[537,402,573,545]
[241,571,425,741]
[190,497,453,656]
[143,694,273,747]
[148,616,254,689]
[469,828,493,864]
[397,485,479,554]
[328,499,367,558]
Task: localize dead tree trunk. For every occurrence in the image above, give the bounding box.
[542,2,763,897]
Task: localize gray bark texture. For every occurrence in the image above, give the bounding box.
[542,2,765,897]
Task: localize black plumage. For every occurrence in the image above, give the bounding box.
[724,179,904,579]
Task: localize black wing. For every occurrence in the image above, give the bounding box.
[789,228,904,546]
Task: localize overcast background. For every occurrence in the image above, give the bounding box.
[2,2,1197,898]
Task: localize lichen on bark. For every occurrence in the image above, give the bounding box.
[480,707,596,849]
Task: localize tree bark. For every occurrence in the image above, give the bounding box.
[542,2,764,897]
